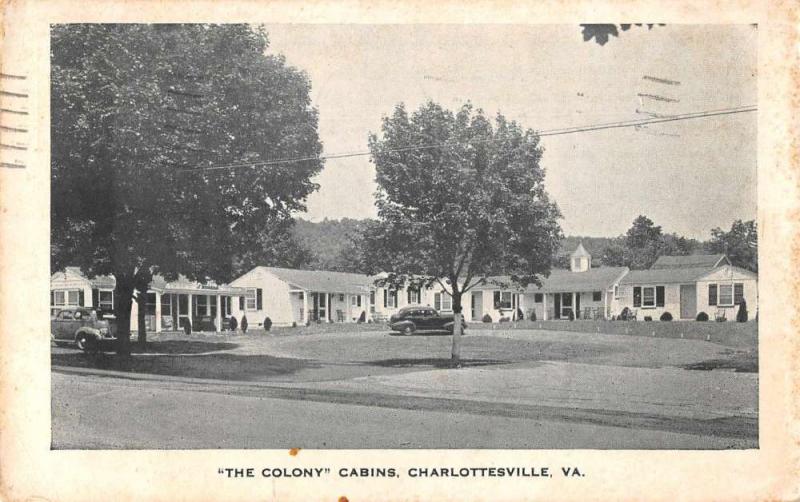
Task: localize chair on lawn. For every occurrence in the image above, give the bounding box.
[715,308,727,322]
[583,307,592,320]
[336,309,345,322]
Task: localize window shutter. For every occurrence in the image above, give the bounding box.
[239,296,245,311]
[656,286,665,307]
[493,291,501,308]
[50,291,54,306]
[257,289,263,310]
[383,289,387,308]
[633,287,641,308]
[708,284,717,306]
[79,290,85,306]
[92,288,99,309]
[734,283,744,305]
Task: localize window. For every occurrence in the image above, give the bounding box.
[534,293,543,303]
[592,291,602,302]
[161,294,172,316]
[67,290,80,306]
[351,295,358,306]
[58,310,74,320]
[708,284,718,306]
[719,284,734,306]
[434,292,452,312]
[146,293,157,315]
[53,290,66,306]
[386,289,397,308]
[614,285,620,299]
[99,290,113,311]
[245,288,257,311]
[407,288,419,304]
[734,283,744,305]
[642,287,655,307]
[499,292,514,310]
[196,295,208,316]
[339,294,345,302]
[298,292,304,300]
[370,290,376,313]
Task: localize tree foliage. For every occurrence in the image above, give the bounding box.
[51,24,323,351]
[363,102,562,360]
[580,24,665,46]
[707,219,758,272]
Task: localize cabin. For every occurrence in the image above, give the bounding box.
[617,254,758,320]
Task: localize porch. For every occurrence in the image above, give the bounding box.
[531,291,611,321]
[132,285,247,333]
[290,288,371,325]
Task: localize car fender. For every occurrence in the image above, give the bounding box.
[74,327,101,342]
[390,320,415,332]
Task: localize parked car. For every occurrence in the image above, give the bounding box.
[51,307,118,351]
[389,305,467,335]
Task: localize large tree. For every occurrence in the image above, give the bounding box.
[363,102,562,364]
[51,24,323,352]
[707,219,758,272]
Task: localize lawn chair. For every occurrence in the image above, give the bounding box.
[336,310,345,322]
[715,308,727,322]
[583,307,592,320]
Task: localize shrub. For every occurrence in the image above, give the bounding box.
[619,307,631,321]
[183,319,192,335]
[567,310,574,321]
[529,310,537,321]
[716,316,727,322]
[358,311,366,323]
[499,316,510,323]
[241,316,248,332]
[229,316,238,331]
[482,314,493,323]
[516,308,524,321]
[736,300,749,322]
[660,312,673,321]
[644,316,652,322]
[291,321,297,328]
[263,317,272,332]
[696,312,709,322]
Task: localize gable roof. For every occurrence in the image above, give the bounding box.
[571,243,591,258]
[620,266,714,285]
[261,267,374,294]
[473,267,628,293]
[52,267,115,288]
[650,254,729,270]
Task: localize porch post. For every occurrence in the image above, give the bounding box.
[155,291,162,333]
[572,292,576,319]
[187,292,193,328]
[328,293,332,322]
[542,293,548,320]
[302,291,308,323]
[215,294,221,332]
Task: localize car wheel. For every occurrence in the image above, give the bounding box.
[403,324,415,335]
[76,334,90,351]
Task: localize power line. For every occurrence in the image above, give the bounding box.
[177,104,757,173]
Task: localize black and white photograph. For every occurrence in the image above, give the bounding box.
[46,22,762,450]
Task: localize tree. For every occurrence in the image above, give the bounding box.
[624,215,664,269]
[51,24,323,353]
[363,102,563,364]
[580,24,665,46]
[707,220,758,272]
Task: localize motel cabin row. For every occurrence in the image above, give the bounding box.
[50,245,758,332]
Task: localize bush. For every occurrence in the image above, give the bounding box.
[696,312,709,322]
[499,316,510,323]
[567,310,574,321]
[660,312,673,321]
[619,307,631,321]
[516,308,524,321]
[358,311,366,323]
[291,321,297,328]
[529,310,537,321]
[229,316,238,331]
[263,317,272,332]
[482,314,493,323]
[736,300,749,322]
[644,316,652,322]
[716,316,727,322]
[241,315,248,332]
[182,319,192,335]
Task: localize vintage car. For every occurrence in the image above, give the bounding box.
[388,305,467,335]
[51,307,118,351]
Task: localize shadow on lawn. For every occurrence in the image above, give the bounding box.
[367,358,511,369]
[52,351,318,381]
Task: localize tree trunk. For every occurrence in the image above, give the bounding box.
[114,277,134,356]
[136,289,147,348]
[451,291,463,367]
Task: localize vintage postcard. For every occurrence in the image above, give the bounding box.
[1,0,798,501]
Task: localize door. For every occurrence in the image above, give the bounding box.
[471,292,482,321]
[680,284,697,319]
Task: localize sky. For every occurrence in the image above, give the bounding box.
[264,24,757,240]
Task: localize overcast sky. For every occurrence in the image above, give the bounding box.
[265,24,757,240]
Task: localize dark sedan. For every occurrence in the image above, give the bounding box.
[388,305,467,335]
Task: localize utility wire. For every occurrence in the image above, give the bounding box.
[177,104,757,173]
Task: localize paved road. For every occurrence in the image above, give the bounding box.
[52,371,754,449]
